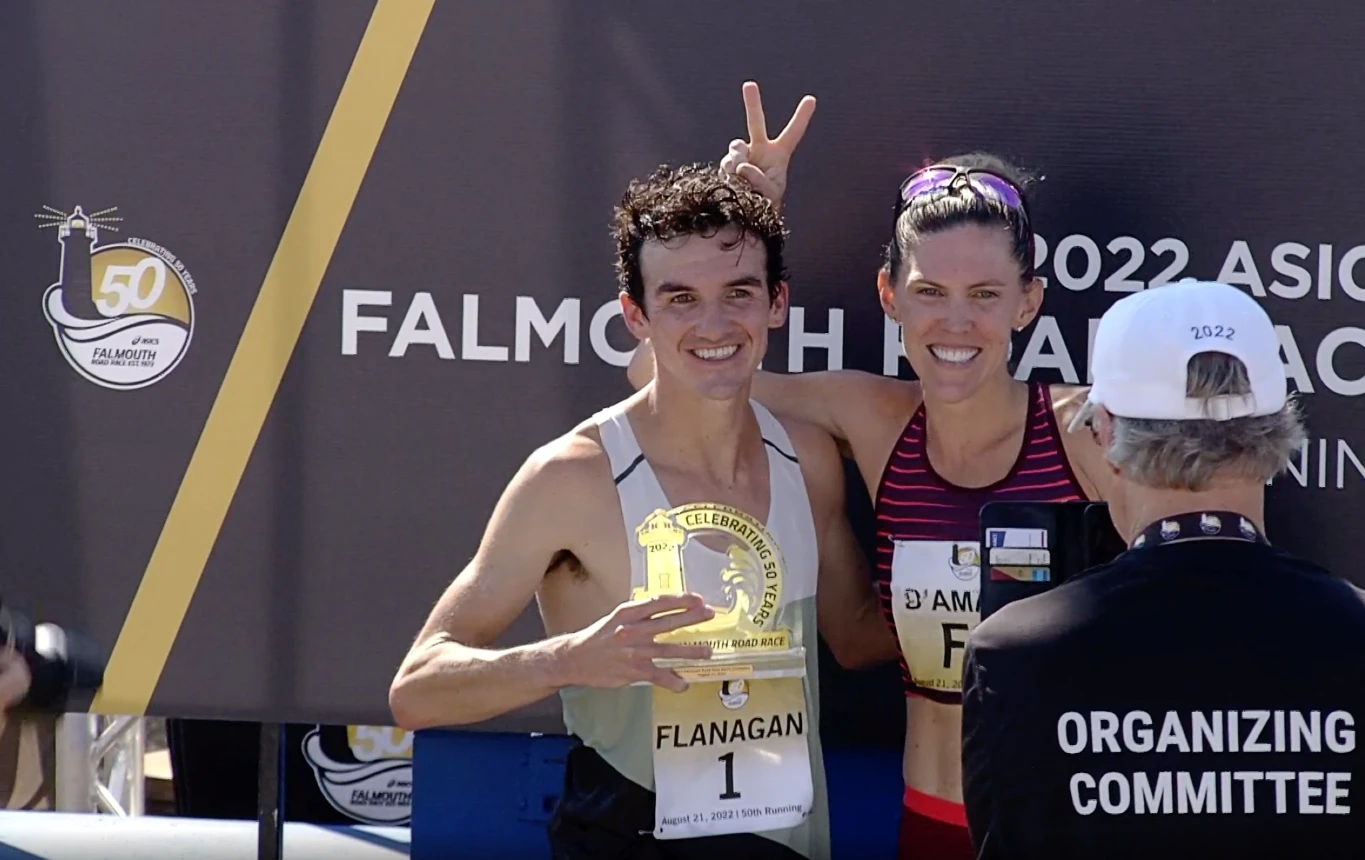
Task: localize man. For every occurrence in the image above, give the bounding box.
[960,279,1365,859]
[389,163,895,860]
[0,648,30,718]
[0,602,101,717]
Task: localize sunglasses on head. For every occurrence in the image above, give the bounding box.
[894,164,1029,224]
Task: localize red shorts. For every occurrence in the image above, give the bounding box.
[897,787,974,860]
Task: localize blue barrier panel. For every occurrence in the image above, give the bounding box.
[824,744,903,856]
[411,731,573,860]
[412,730,902,859]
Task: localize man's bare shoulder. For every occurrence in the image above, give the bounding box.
[769,412,847,502]
[513,417,617,504]
[774,413,840,463]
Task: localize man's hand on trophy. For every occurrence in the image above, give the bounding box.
[561,594,714,693]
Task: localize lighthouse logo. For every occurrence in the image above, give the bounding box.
[37,205,196,390]
[300,725,413,826]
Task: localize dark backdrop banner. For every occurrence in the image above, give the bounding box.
[1,0,1361,733]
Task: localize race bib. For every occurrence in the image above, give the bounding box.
[651,677,813,840]
[889,540,981,693]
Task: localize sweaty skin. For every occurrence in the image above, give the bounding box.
[390,228,896,735]
[629,355,1113,799]
[647,79,1120,808]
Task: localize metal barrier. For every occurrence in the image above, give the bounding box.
[54,714,145,816]
[13,714,408,860]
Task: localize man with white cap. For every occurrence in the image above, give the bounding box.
[959,280,1365,859]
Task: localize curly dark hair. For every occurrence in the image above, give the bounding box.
[611,162,789,312]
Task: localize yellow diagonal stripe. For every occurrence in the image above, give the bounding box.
[92,0,436,716]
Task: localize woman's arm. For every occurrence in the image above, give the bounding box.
[628,340,901,449]
[1050,384,1117,502]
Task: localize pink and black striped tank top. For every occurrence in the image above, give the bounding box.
[872,382,1087,703]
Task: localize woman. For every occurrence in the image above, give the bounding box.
[629,84,1114,859]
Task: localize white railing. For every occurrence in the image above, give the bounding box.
[54,713,145,816]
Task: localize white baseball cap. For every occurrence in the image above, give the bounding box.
[1086,280,1287,421]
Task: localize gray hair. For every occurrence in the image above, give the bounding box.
[1072,352,1307,492]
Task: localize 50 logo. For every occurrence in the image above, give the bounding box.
[37,205,197,390]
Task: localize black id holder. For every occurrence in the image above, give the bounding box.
[977,501,1125,621]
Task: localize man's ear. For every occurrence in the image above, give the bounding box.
[1093,407,1114,448]
[1092,407,1121,474]
[621,290,649,340]
[768,280,790,329]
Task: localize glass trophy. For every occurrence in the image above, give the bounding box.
[631,503,807,684]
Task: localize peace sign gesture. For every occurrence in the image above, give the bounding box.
[720,81,817,210]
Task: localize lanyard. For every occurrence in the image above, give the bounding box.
[1130,510,1268,550]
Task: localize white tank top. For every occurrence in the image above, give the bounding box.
[558,398,829,856]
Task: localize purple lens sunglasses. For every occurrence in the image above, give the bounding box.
[891,164,1035,277]
[894,164,1029,224]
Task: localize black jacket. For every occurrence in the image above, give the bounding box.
[962,538,1365,860]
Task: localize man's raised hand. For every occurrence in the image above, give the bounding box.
[720,80,816,209]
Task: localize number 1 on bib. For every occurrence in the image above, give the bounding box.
[651,677,813,840]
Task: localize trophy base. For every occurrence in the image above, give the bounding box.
[636,646,807,685]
